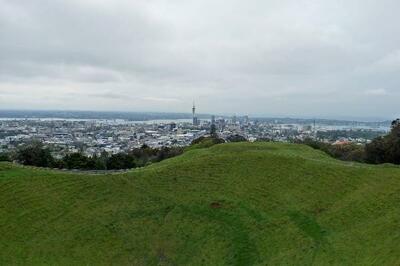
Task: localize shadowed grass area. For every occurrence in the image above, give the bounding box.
[1,142,400,265]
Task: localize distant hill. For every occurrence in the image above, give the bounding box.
[1,142,400,265]
[0,110,210,121]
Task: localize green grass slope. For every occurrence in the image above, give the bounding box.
[1,142,400,265]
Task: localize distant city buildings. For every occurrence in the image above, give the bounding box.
[0,108,389,158]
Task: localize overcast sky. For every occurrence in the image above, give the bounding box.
[0,0,399,119]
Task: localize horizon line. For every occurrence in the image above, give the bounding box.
[0,108,394,123]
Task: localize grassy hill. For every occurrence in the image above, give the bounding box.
[1,142,400,265]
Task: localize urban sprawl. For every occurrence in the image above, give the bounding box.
[0,106,389,159]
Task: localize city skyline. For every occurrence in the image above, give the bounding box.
[0,106,394,123]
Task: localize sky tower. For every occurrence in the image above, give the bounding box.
[192,101,198,126]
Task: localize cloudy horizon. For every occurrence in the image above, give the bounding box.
[1,0,399,120]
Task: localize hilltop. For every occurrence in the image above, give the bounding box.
[1,142,400,265]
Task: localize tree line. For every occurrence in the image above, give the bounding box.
[0,142,183,170]
[0,131,244,170]
[300,119,400,164]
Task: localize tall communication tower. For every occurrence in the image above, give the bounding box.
[192,101,198,126]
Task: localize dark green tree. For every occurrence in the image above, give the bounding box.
[63,152,90,169]
[0,152,10,162]
[15,141,54,167]
[94,151,109,170]
[365,119,400,164]
[391,119,400,129]
[226,134,247,142]
[106,153,135,170]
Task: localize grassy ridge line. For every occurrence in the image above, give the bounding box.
[0,142,400,265]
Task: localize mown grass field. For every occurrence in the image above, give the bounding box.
[1,142,400,265]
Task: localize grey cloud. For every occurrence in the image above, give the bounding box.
[86,92,130,100]
[0,0,400,118]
